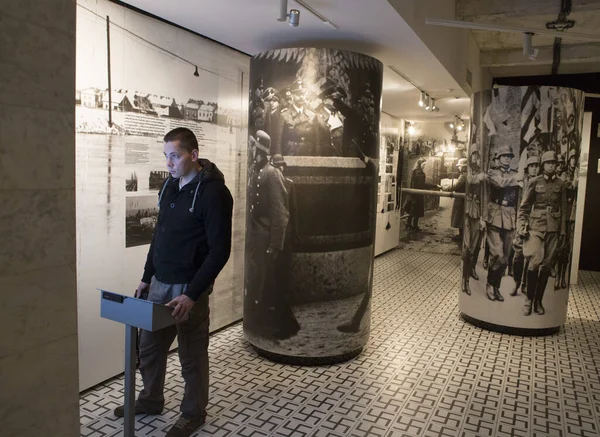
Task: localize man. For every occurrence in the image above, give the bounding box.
[485,144,519,302]
[462,150,485,295]
[245,132,298,339]
[274,80,320,156]
[555,148,578,290]
[518,150,567,316]
[482,152,500,270]
[511,154,540,297]
[114,127,233,437]
[556,153,566,180]
[444,158,467,242]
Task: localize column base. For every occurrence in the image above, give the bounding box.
[460,313,560,336]
[251,345,363,366]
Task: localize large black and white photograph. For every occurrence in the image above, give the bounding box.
[125,195,158,248]
[244,48,382,361]
[460,86,584,329]
[398,121,469,256]
[75,0,249,389]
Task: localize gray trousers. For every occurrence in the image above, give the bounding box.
[137,277,210,419]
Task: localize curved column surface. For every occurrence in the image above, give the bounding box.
[244,48,383,364]
[461,86,585,334]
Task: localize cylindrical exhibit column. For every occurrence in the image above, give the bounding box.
[461,86,585,334]
[244,48,383,364]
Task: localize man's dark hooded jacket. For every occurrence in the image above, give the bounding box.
[142,159,233,301]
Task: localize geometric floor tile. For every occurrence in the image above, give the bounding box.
[80,250,600,437]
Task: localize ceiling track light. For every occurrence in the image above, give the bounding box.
[523,32,539,60]
[418,91,425,107]
[425,95,432,111]
[278,0,300,27]
[193,66,199,77]
[425,18,600,42]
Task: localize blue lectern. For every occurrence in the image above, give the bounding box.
[99,290,176,436]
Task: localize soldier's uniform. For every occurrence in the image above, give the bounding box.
[462,151,485,295]
[485,146,519,302]
[245,131,292,338]
[517,150,567,316]
[274,106,321,156]
[555,148,578,290]
[511,155,540,297]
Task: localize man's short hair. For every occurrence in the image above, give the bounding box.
[164,127,199,153]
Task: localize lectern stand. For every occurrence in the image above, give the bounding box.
[99,290,176,437]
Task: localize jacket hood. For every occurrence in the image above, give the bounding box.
[198,159,225,183]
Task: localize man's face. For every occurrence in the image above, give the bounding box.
[471,154,481,169]
[557,162,565,173]
[293,91,305,106]
[569,156,576,169]
[543,161,557,175]
[499,154,512,167]
[163,140,197,179]
[528,163,540,177]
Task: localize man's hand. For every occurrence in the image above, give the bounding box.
[135,281,150,298]
[166,295,195,322]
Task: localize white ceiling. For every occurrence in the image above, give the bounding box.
[122,0,471,122]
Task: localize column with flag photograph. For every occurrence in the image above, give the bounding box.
[460,86,584,332]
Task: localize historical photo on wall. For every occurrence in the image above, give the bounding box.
[461,86,584,329]
[125,195,159,248]
[75,0,249,379]
[244,48,383,360]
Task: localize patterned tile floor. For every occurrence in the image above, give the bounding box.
[80,250,600,437]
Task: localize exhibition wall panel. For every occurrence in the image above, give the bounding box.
[76,0,249,390]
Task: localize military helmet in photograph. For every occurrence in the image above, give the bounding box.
[541,150,558,165]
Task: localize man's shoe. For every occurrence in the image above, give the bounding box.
[534,301,545,315]
[470,268,479,281]
[494,287,504,302]
[114,402,162,418]
[486,284,496,301]
[523,300,533,316]
[166,415,206,437]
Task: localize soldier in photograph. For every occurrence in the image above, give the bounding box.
[444,158,468,242]
[273,80,320,156]
[510,154,540,297]
[245,132,300,339]
[462,150,485,295]
[556,153,566,180]
[485,145,519,302]
[482,152,500,270]
[517,150,567,316]
[555,147,578,290]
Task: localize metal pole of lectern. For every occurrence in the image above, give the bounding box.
[99,290,176,437]
[123,325,137,437]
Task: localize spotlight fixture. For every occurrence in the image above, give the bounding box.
[418,91,425,107]
[431,99,439,112]
[523,32,539,60]
[193,66,199,77]
[278,0,301,27]
[451,115,464,130]
[425,95,431,111]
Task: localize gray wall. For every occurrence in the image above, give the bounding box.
[0,1,79,436]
